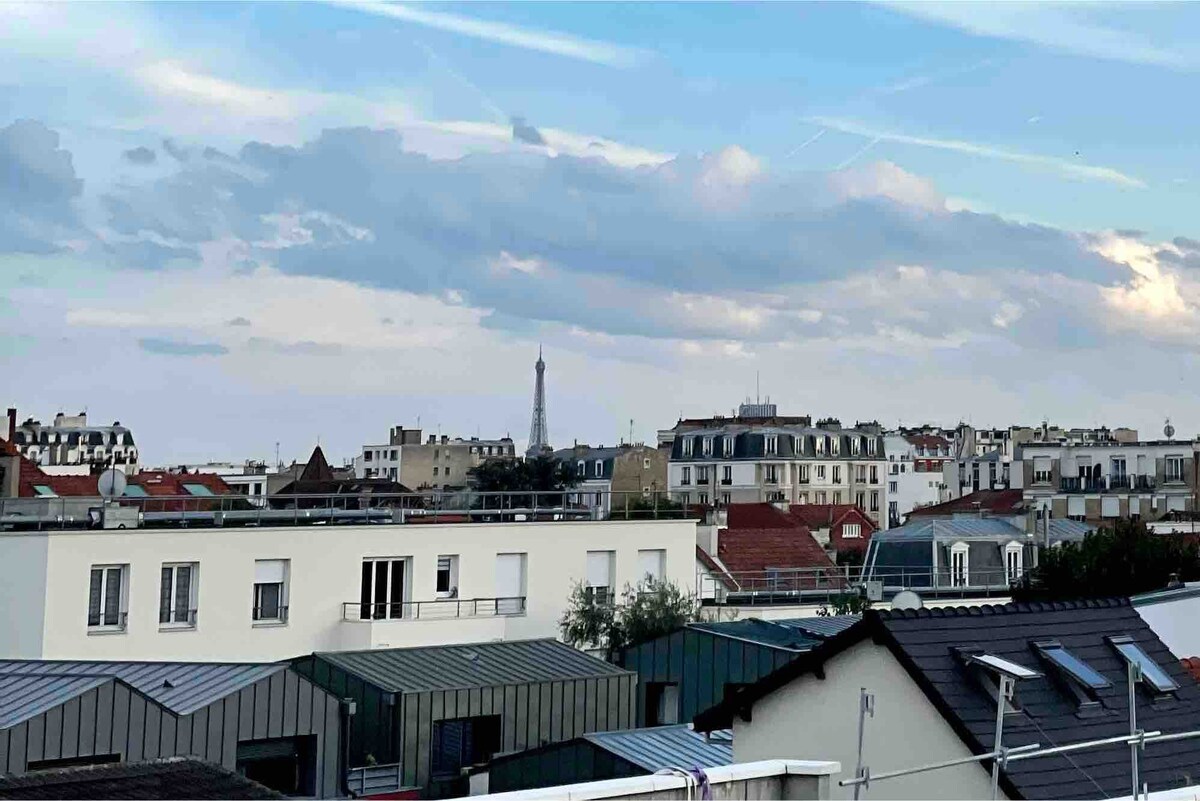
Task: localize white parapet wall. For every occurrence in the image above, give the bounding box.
[0,519,697,661]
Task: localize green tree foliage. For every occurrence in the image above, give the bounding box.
[1013,518,1200,602]
[817,591,871,616]
[609,495,695,520]
[559,578,701,659]
[468,455,577,508]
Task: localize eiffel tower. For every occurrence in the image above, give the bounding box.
[526,345,550,457]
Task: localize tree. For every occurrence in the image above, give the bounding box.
[817,591,871,616]
[1013,519,1200,602]
[559,577,701,660]
[609,495,695,520]
[468,455,577,509]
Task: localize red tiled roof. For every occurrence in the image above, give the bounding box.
[906,489,1024,518]
[717,527,837,575]
[904,433,952,449]
[726,503,800,529]
[1182,658,1200,683]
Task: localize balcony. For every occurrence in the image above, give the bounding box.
[696,475,711,485]
[1059,477,1105,493]
[342,596,526,622]
[1058,475,1158,493]
[720,478,733,486]
[764,476,780,485]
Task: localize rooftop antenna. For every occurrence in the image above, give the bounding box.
[275,441,280,469]
[1164,417,1175,441]
[629,418,634,445]
[756,370,761,405]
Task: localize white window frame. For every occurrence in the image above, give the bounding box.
[159,562,198,628]
[253,559,290,625]
[702,437,713,457]
[950,542,969,588]
[764,464,779,484]
[797,463,810,483]
[867,438,877,455]
[88,564,129,632]
[586,550,616,605]
[1166,455,1184,483]
[765,435,778,455]
[436,554,459,598]
[577,460,586,477]
[832,465,842,484]
[594,460,604,478]
[842,523,862,539]
[722,465,732,484]
[680,466,691,486]
[816,465,826,480]
[722,436,732,457]
[1005,541,1024,583]
[682,438,694,457]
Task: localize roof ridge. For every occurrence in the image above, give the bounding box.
[872,597,1132,620]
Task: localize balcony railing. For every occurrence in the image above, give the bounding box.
[342,596,527,622]
[158,608,198,626]
[1058,475,1160,493]
[87,611,128,631]
[720,478,733,486]
[252,604,288,623]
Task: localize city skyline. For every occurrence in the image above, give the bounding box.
[3,2,1200,463]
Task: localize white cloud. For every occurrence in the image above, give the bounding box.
[812,116,1146,189]
[489,251,544,276]
[1094,232,1192,321]
[830,160,945,212]
[330,0,647,68]
[412,120,672,168]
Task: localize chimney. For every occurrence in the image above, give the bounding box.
[6,408,14,442]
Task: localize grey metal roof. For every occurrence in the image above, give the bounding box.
[582,725,733,772]
[312,638,631,694]
[876,516,1091,544]
[0,673,113,729]
[0,661,285,716]
[772,615,862,639]
[687,619,820,652]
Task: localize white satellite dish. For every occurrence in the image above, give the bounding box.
[97,468,127,499]
[892,590,924,611]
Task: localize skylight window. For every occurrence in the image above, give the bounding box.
[969,653,1041,681]
[1034,642,1111,690]
[32,484,57,497]
[122,485,149,497]
[182,483,215,496]
[1108,636,1179,693]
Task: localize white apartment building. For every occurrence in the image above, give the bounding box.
[883,432,952,526]
[1019,439,1199,523]
[0,518,696,662]
[9,410,139,474]
[665,409,889,529]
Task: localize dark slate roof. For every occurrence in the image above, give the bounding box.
[0,661,284,715]
[311,638,632,693]
[876,600,1200,800]
[582,725,733,772]
[0,673,114,729]
[772,615,862,639]
[687,619,822,652]
[0,757,284,799]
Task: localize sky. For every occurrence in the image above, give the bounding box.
[3,1,1200,466]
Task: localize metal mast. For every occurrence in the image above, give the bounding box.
[526,345,550,457]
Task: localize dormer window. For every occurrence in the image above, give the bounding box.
[950,542,969,587]
[702,437,713,457]
[816,437,826,455]
[722,436,732,457]
[851,438,861,455]
[682,438,694,457]
[1108,636,1180,693]
[764,435,778,456]
[1004,541,1024,582]
[594,460,604,478]
[577,460,585,477]
[867,438,877,455]
[831,437,841,455]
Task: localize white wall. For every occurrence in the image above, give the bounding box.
[6,519,696,662]
[733,641,1008,800]
[0,533,49,658]
[1136,594,1200,659]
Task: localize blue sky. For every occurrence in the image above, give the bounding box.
[2,2,1200,464]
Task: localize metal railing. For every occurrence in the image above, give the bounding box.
[87,611,128,631]
[158,608,197,626]
[700,565,1028,606]
[0,489,707,531]
[252,604,288,623]
[342,596,527,621]
[347,762,412,797]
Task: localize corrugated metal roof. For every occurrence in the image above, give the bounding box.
[313,638,631,694]
[772,615,862,639]
[582,725,732,772]
[0,673,114,729]
[687,619,820,651]
[878,517,1093,544]
[0,661,284,716]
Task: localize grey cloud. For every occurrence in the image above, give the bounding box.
[0,119,83,252]
[123,146,157,165]
[1175,237,1200,253]
[1115,228,1145,239]
[162,138,189,161]
[96,126,1142,345]
[203,146,236,163]
[139,337,229,356]
[227,316,252,327]
[511,116,546,146]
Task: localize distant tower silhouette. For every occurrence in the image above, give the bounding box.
[526,345,550,457]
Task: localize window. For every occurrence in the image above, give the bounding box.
[436,555,459,597]
[851,438,861,455]
[433,466,439,476]
[88,565,128,630]
[797,464,809,484]
[444,467,450,479]
[721,492,731,505]
[638,549,666,584]
[1108,636,1180,693]
[870,490,879,512]
[832,466,842,484]
[867,438,877,455]
[181,483,214,496]
[123,484,148,497]
[364,450,372,462]
[816,437,826,455]
[698,491,709,504]
[577,460,585,477]
[360,557,406,620]
[950,543,969,587]
[680,466,691,486]
[764,435,778,455]
[889,481,898,493]
[696,466,709,484]
[33,484,57,497]
[679,492,690,504]
[815,491,827,504]
[682,438,693,457]
[644,458,652,469]
[855,491,865,508]
[702,437,713,457]
[816,465,826,481]
[870,465,878,483]
[843,523,862,539]
[1033,457,1052,484]
[594,460,603,477]
[159,563,197,627]
[831,437,841,455]
[1166,456,1184,483]
[586,550,616,604]
[645,682,680,726]
[856,465,867,483]
[988,462,997,486]
[764,464,779,484]
[832,491,843,504]
[432,715,501,780]
[1034,642,1110,690]
[722,465,732,484]
[722,436,732,457]
[1005,542,1023,582]
[495,553,527,614]
[253,559,289,623]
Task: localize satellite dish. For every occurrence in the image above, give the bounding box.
[1164,418,1176,440]
[97,468,127,499]
[892,590,924,611]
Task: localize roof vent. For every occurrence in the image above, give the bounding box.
[161,679,176,690]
